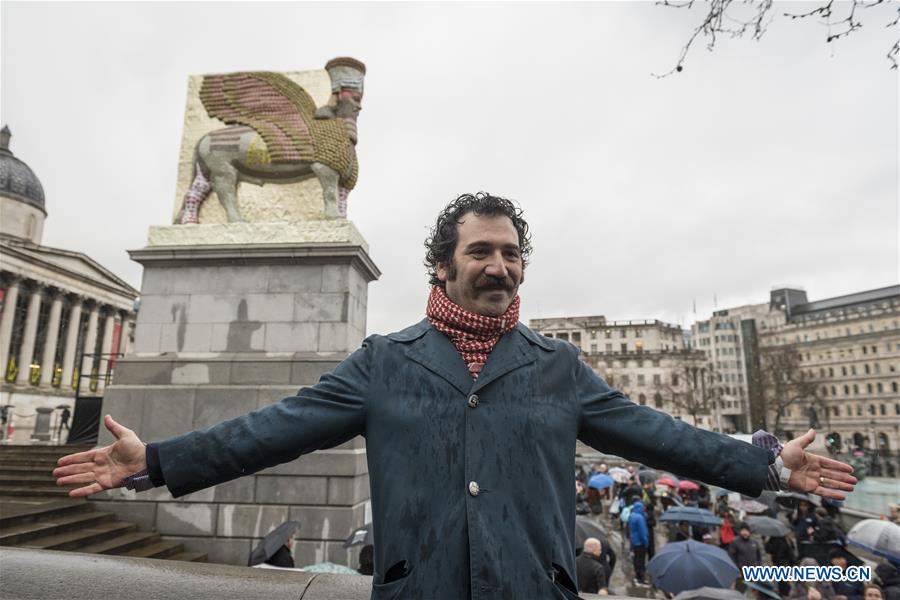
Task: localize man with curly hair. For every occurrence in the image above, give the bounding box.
[55,192,856,599]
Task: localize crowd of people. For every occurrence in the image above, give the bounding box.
[573,463,899,599]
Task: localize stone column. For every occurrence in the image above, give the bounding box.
[97,310,116,393]
[60,296,84,389]
[16,285,44,385]
[39,289,65,386]
[80,303,100,391]
[0,276,22,374]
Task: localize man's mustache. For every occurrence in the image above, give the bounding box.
[476,276,515,291]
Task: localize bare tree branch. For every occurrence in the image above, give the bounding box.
[656,0,899,76]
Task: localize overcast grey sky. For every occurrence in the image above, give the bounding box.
[2,1,897,335]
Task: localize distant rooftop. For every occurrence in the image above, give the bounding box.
[792,284,900,316]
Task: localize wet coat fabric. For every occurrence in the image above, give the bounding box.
[155,319,770,600]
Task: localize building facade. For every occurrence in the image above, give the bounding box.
[758,286,900,455]
[0,126,139,443]
[529,315,717,429]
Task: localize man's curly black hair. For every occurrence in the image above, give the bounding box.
[424,192,533,287]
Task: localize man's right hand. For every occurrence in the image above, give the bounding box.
[53,415,147,497]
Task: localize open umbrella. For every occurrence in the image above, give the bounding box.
[638,468,659,484]
[745,516,790,537]
[658,477,679,487]
[733,500,769,514]
[574,516,610,550]
[744,580,782,600]
[847,519,900,562]
[588,474,615,490]
[678,480,700,491]
[648,540,740,594]
[774,491,818,509]
[343,522,373,548]
[660,506,723,527]
[248,520,299,567]
[674,587,746,600]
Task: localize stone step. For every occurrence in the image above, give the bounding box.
[0,445,93,455]
[0,475,58,484]
[122,540,185,560]
[76,531,160,555]
[0,465,61,474]
[0,485,74,497]
[167,551,208,562]
[19,520,136,551]
[0,458,64,468]
[0,510,115,545]
[0,498,91,528]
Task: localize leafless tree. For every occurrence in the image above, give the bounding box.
[759,345,821,437]
[656,0,900,77]
[654,359,718,427]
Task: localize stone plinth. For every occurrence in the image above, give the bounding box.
[99,224,379,567]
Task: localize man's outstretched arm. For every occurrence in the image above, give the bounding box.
[574,356,856,499]
[53,415,147,497]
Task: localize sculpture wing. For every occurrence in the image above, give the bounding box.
[199,72,317,163]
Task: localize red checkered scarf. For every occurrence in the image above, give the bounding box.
[426,285,520,379]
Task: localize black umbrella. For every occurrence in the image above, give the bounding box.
[248,521,299,567]
[574,516,610,550]
[343,522,373,548]
[746,516,790,537]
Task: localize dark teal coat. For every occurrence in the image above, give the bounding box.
[157,320,769,600]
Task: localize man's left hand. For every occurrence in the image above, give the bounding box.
[781,429,857,500]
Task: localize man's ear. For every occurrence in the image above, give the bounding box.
[436,262,449,283]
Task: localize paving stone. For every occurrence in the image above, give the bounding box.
[157,502,218,536]
[327,474,370,506]
[230,359,291,385]
[267,265,323,293]
[321,265,349,293]
[216,504,290,538]
[255,475,328,505]
[139,388,196,441]
[90,500,158,532]
[261,449,368,477]
[133,323,163,354]
[192,387,258,429]
[318,323,349,352]
[98,387,145,446]
[289,503,367,542]
[160,322,213,353]
[264,322,318,353]
[293,293,348,322]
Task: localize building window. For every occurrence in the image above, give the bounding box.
[620,330,627,339]
[621,375,630,386]
[880,404,886,415]
[638,393,646,405]
[868,405,875,415]
[877,382,883,393]
[867,383,873,394]
[558,332,569,342]
[605,330,611,339]
[605,343,612,352]
[638,374,645,386]
[851,365,857,375]
[856,405,863,416]
[654,393,663,408]
[621,343,628,353]
[572,332,581,344]
[853,384,859,394]
[842,366,847,376]
[653,374,661,385]
[892,382,898,393]
[590,344,597,353]
[844,385,850,395]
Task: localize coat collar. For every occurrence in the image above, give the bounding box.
[387,319,555,395]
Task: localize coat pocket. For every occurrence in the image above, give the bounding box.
[371,560,412,600]
[549,562,585,600]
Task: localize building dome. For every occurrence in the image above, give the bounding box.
[0,126,46,214]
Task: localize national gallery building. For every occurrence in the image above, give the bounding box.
[0,126,138,443]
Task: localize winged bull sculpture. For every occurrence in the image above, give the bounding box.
[176,57,365,224]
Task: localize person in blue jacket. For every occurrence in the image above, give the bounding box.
[629,501,650,584]
[54,193,857,600]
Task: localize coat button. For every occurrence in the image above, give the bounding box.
[468,481,480,496]
[467,394,479,408]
